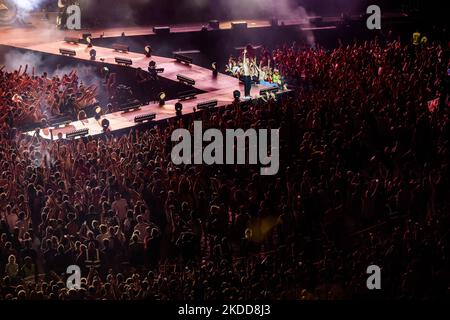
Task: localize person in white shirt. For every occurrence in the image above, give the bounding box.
[242,48,252,99]
[111,193,128,222]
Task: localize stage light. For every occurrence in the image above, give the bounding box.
[153,26,170,35]
[95,106,103,114]
[64,37,79,44]
[59,48,76,57]
[177,74,195,86]
[231,21,248,30]
[115,57,133,66]
[66,128,89,139]
[89,49,96,61]
[102,67,110,76]
[120,100,142,112]
[82,33,92,40]
[212,62,218,77]
[209,20,220,30]
[145,45,152,58]
[178,89,197,100]
[101,119,110,131]
[175,102,183,116]
[158,92,166,106]
[134,113,156,123]
[112,43,129,53]
[197,100,218,110]
[233,90,241,102]
[174,53,193,65]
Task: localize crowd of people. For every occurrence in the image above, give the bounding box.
[225,46,283,86]
[0,65,98,130]
[0,32,449,300]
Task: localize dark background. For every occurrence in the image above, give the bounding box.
[70,0,433,27]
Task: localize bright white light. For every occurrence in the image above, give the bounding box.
[13,0,43,12]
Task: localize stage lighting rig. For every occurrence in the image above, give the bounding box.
[175,102,183,116]
[86,36,93,48]
[66,128,89,140]
[174,53,193,65]
[145,45,152,58]
[59,48,76,57]
[158,92,166,106]
[178,89,197,100]
[112,43,129,53]
[177,74,195,86]
[89,49,96,61]
[64,37,79,44]
[101,119,110,131]
[197,100,218,110]
[115,57,133,66]
[233,90,241,102]
[135,113,156,123]
[212,62,218,77]
[120,100,142,113]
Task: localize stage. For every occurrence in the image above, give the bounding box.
[0,15,288,140]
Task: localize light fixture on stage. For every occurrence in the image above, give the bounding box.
[64,36,79,44]
[95,105,103,115]
[233,90,241,102]
[115,57,133,66]
[120,100,142,112]
[86,36,93,48]
[197,99,218,110]
[112,43,129,53]
[89,49,96,61]
[174,53,193,65]
[231,21,248,30]
[101,119,110,131]
[212,62,218,77]
[177,74,195,86]
[153,26,170,35]
[134,113,156,123]
[145,45,152,58]
[102,67,110,78]
[82,33,92,41]
[158,92,166,106]
[175,102,183,116]
[178,89,197,101]
[59,48,76,57]
[66,128,89,139]
[209,20,220,30]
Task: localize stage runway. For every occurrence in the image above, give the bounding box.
[0,15,285,140]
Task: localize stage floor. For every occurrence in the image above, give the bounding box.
[1,16,285,140]
[0,12,311,47]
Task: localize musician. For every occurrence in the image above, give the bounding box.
[242,48,252,99]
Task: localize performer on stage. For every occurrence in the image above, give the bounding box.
[242,48,252,99]
[56,0,69,29]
